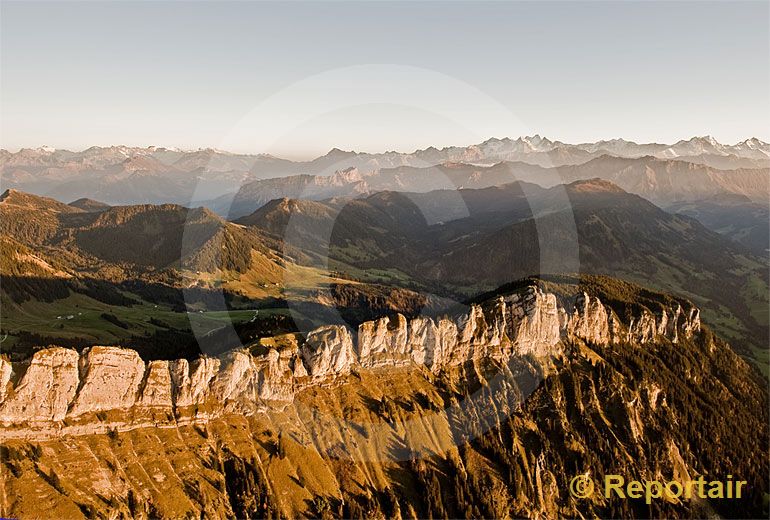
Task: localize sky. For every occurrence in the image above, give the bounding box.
[1,1,768,158]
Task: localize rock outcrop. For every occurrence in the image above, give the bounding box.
[169,356,220,408]
[0,347,79,425]
[0,357,14,401]
[626,304,700,344]
[567,293,611,345]
[302,325,357,379]
[137,360,173,410]
[69,346,146,416]
[0,286,701,438]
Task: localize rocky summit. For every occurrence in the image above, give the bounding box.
[3,279,761,520]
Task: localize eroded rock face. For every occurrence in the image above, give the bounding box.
[507,288,564,356]
[170,357,220,408]
[628,311,658,343]
[0,348,79,424]
[0,358,12,401]
[567,293,611,345]
[433,318,459,370]
[258,348,295,403]
[0,287,703,435]
[358,315,410,368]
[70,346,145,417]
[626,305,701,344]
[210,350,258,404]
[137,360,173,410]
[302,325,356,379]
[406,317,438,367]
[682,307,701,338]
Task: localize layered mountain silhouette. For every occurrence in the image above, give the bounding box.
[222,157,769,218]
[3,137,768,208]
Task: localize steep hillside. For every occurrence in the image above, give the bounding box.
[237,192,432,263]
[68,204,268,272]
[0,189,83,244]
[0,278,765,518]
[1,190,284,276]
[667,194,770,256]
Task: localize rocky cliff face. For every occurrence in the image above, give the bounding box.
[0,282,765,520]
[0,286,700,439]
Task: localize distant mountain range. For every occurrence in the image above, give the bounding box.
[222,156,769,217]
[2,136,768,207]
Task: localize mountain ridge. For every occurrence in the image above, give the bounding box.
[5,137,768,212]
[221,156,769,218]
[0,275,766,519]
[6,134,768,160]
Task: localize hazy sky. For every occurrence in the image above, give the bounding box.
[2,1,768,158]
